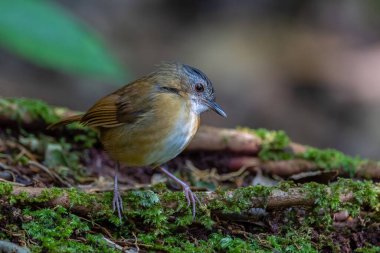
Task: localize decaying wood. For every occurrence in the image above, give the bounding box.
[227,157,317,176]
[11,187,96,217]
[187,126,261,154]
[189,127,380,179]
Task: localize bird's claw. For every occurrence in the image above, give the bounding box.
[112,185,123,222]
[158,166,200,219]
[183,185,200,219]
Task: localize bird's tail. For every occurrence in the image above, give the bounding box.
[47,114,83,129]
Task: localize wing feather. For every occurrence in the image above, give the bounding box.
[80,81,154,128]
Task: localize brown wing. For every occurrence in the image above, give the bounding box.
[47,114,83,129]
[80,80,154,128]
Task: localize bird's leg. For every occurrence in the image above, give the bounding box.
[159,166,200,219]
[112,162,123,221]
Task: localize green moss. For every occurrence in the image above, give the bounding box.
[241,128,292,160]
[35,188,64,202]
[242,127,366,176]
[303,178,380,226]
[333,178,379,216]
[136,229,321,253]
[303,182,337,225]
[0,180,378,252]
[9,191,29,205]
[124,190,169,234]
[297,147,363,177]
[277,180,297,191]
[0,98,60,124]
[253,128,290,150]
[214,234,261,253]
[22,206,119,253]
[0,98,99,149]
[7,187,64,205]
[137,232,264,253]
[0,182,13,196]
[209,185,272,214]
[355,245,380,253]
[266,229,318,253]
[67,188,96,207]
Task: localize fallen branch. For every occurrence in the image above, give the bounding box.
[227,157,317,177]
[10,186,99,217]
[187,126,262,154]
[189,127,380,179]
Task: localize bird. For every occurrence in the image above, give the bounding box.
[48,62,227,220]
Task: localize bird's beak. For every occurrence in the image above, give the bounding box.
[203,99,227,118]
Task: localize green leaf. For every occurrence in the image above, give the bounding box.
[0,0,127,80]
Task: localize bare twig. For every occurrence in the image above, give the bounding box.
[0,178,25,187]
[102,237,125,252]
[28,161,72,187]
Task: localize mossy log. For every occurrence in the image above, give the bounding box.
[1,97,380,252]
[0,178,379,252]
[6,183,378,218]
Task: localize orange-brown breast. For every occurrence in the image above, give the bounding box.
[99,92,200,167]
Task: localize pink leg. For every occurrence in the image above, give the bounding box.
[112,162,123,221]
[159,166,200,219]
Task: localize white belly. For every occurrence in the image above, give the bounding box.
[146,109,199,166]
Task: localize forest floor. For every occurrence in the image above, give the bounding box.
[0,97,379,253]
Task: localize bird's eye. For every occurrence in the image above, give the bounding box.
[195,83,204,92]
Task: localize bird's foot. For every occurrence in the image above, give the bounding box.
[112,174,123,221]
[159,166,200,219]
[182,183,200,219]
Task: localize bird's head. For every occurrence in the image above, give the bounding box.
[153,63,227,118]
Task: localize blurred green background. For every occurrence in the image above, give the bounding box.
[1,0,380,159]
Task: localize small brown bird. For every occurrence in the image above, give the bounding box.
[49,62,226,219]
